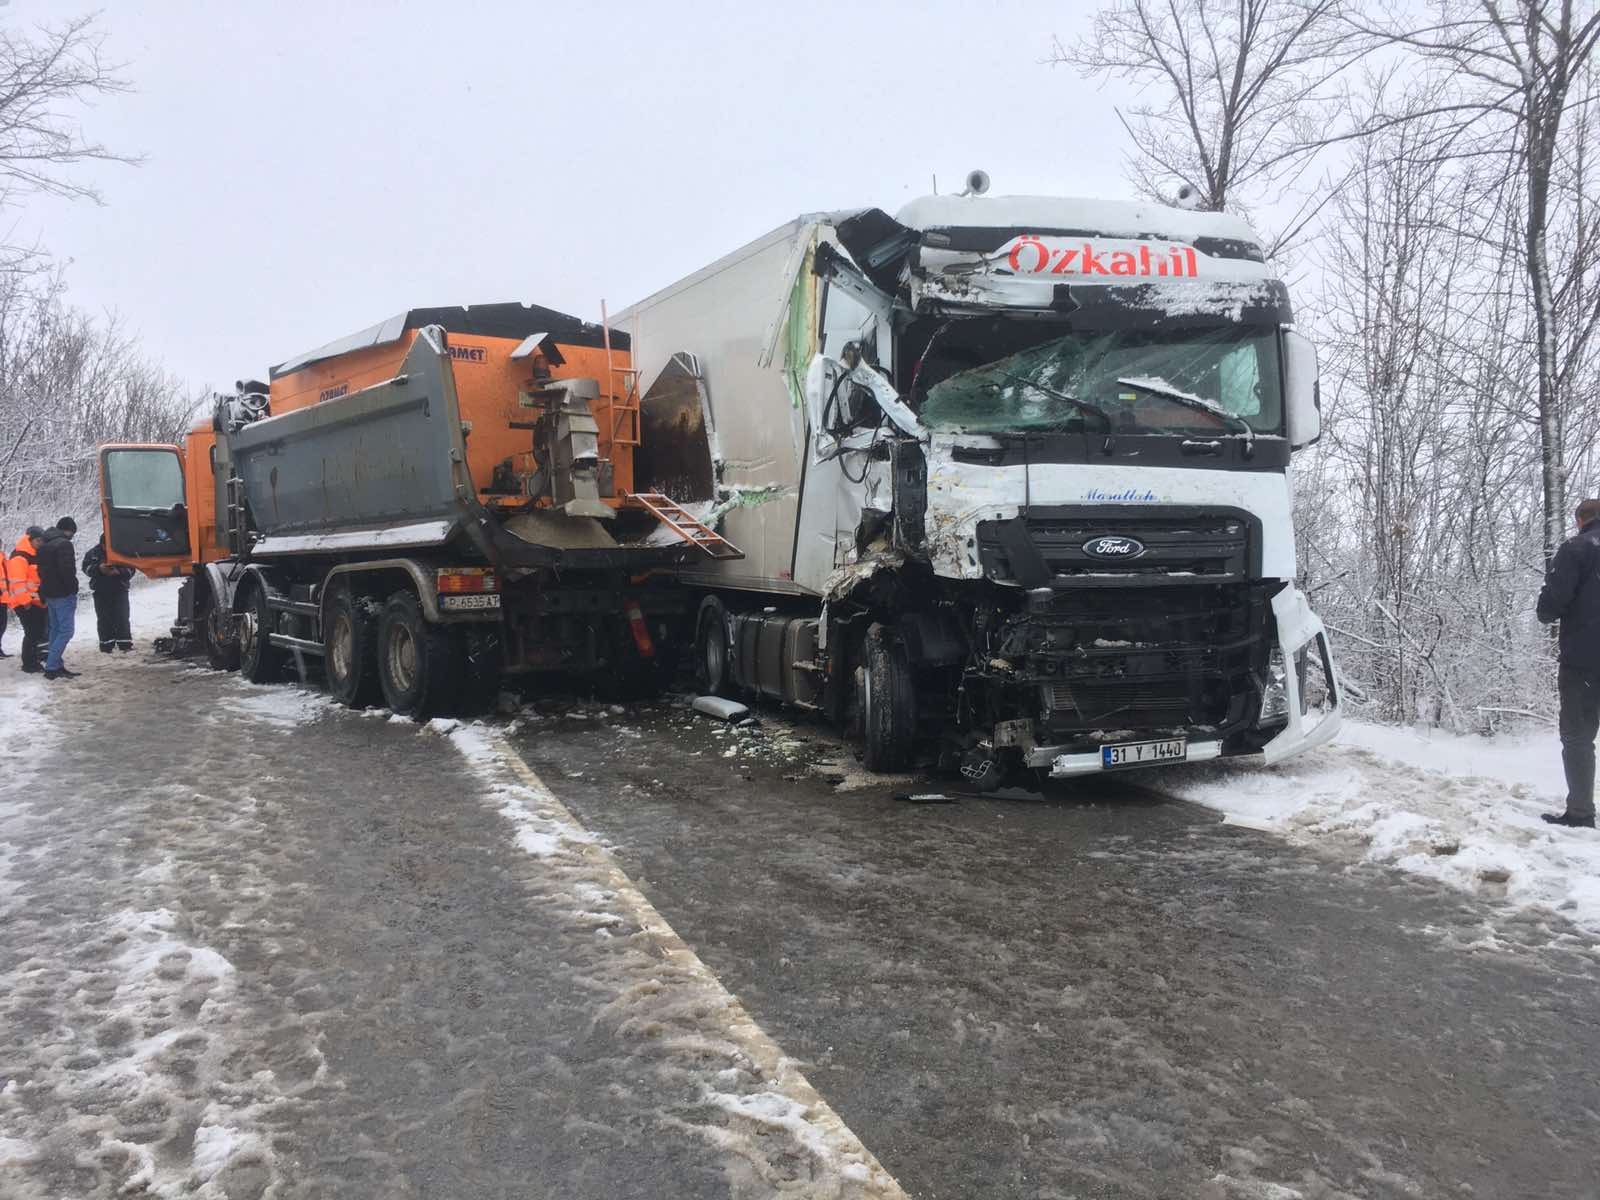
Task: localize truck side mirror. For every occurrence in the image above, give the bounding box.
[1284,331,1321,449]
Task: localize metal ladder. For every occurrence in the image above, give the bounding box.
[224,474,250,556]
[599,299,640,448]
[604,366,642,447]
[628,493,744,560]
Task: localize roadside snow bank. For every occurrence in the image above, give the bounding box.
[1165,720,1600,940]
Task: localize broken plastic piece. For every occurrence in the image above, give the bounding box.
[693,696,750,722]
[1220,813,1276,832]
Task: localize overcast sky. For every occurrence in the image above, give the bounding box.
[16,0,1135,392]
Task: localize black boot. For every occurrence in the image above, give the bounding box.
[1541,811,1596,829]
[99,642,113,653]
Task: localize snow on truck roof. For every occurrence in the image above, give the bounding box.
[893,193,1263,248]
[270,302,620,379]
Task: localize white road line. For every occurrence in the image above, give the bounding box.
[448,723,910,1200]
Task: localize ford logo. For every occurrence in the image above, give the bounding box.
[1082,535,1146,560]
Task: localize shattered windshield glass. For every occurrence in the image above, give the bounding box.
[917,323,1282,436]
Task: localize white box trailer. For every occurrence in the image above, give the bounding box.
[615,190,1341,785]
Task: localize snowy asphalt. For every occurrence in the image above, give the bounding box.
[2,639,1599,1199]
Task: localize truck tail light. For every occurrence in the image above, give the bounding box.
[625,600,655,659]
[436,567,498,594]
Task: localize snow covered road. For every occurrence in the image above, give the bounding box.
[513,708,1600,1199]
[2,580,1598,1198]
[0,584,900,1198]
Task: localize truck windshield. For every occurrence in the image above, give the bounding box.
[918,324,1282,436]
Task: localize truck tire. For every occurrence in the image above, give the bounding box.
[861,625,915,772]
[200,580,240,672]
[324,587,381,708]
[695,596,732,696]
[238,581,286,683]
[378,590,457,718]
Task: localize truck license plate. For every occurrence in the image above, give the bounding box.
[1101,738,1187,769]
[439,593,501,611]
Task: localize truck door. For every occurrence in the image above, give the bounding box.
[793,277,899,590]
[99,444,192,574]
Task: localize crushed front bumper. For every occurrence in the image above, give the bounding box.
[1032,739,1225,779]
[1026,585,1342,779]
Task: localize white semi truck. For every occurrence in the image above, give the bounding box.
[615,186,1340,785]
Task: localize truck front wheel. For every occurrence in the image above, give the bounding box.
[378,590,456,718]
[325,587,381,708]
[238,582,286,683]
[695,596,732,696]
[861,626,915,772]
[200,580,240,672]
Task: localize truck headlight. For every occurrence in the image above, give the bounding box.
[1259,648,1289,723]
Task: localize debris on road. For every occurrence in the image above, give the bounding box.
[693,695,750,722]
[1220,813,1277,832]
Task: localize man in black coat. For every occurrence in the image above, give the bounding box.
[1536,497,1600,828]
[82,535,135,652]
[35,516,79,680]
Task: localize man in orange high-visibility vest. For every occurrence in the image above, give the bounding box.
[3,526,49,673]
[0,541,9,658]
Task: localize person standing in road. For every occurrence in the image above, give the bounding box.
[1536,497,1600,829]
[0,542,10,659]
[35,516,80,681]
[3,527,49,672]
[82,534,134,653]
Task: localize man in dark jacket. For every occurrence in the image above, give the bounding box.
[1536,497,1600,828]
[83,534,135,652]
[35,516,80,680]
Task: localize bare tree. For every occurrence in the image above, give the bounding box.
[1051,0,1361,237]
[0,275,200,523]
[0,12,135,208]
[1312,102,1549,724]
[1351,0,1600,562]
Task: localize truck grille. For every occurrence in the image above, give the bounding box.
[1043,680,1212,727]
[1008,581,1276,737]
[976,505,1256,588]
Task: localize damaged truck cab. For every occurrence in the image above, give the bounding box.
[619,191,1340,783]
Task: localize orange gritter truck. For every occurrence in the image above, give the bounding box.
[98,303,730,714]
